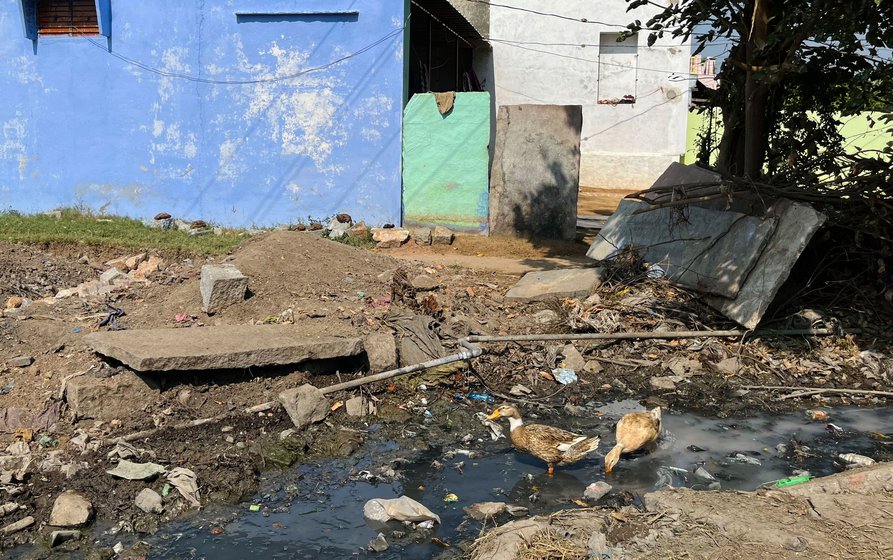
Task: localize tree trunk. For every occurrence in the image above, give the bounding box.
[742,0,770,178]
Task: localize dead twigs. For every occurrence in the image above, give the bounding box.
[742,385,893,399]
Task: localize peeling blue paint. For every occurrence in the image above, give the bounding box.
[0,0,405,227]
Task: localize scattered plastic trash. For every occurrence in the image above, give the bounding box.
[424,410,433,418]
[167,467,201,507]
[363,496,441,526]
[475,412,505,441]
[646,264,666,279]
[509,384,532,396]
[687,445,706,452]
[694,466,716,481]
[98,305,126,330]
[729,453,762,466]
[174,313,191,324]
[0,381,14,395]
[37,435,58,448]
[249,504,261,512]
[467,393,494,404]
[774,475,813,488]
[71,327,81,334]
[808,409,829,421]
[106,460,167,481]
[839,453,876,468]
[443,493,459,503]
[654,465,688,489]
[552,368,578,385]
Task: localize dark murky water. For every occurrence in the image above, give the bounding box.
[141,402,892,560]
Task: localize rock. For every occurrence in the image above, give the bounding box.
[49,491,93,527]
[190,220,207,229]
[583,481,612,501]
[124,254,146,270]
[50,529,81,547]
[506,268,604,302]
[505,504,529,517]
[371,227,410,248]
[464,501,507,521]
[0,502,21,516]
[327,216,351,239]
[412,227,432,245]
[99,268,129,286]
[154,212,171,220]
[583,360,603,374]
[432,225,454,245]
[368,533,389,552]
[279,385,330,429]
[363,496,440,526]
[200,264,248,314]
[666,357,702,377]
[106,460,167,481]
[76,280,116,298]
[533,309,559,325]
[364,333,398,372]
[55,288,76,299]
[105,258,130,273]
[490,104,583,240]
[346,221,369,239]
[335,213,352,223]
[134,488,163,514]
[84,326,363,372]
[0,516,34,535]
[135,255,164,277]
[4,296,23,310]
[410,274,439,291]
[7,356,33,368]
[714,357,743,376]
[562,345,585,371]
[650,376,680,391]
[66,371,158,420]
[345,396,369,417]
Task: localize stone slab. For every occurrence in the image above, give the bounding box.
[66,371,159,420]
[200,264,248,314]
[505,268,604,302]
[84,325,363,372]
[490,104,583,240]
[587,199,777,298]
[706,200,826,328]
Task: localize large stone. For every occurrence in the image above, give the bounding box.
[364,333,398,372]
[562,344,585,372]
[412,227,432,245]
[505,268,604,302]
[705,200,827,328]
[490,104,583,240]
[464,501,507,521]
[8,356,33,368]
[371,228,410,249]
[66,371,158,420]
[83,325,363,371]
[200,264,248,314]
[345,396,371,417]
[584,481,612,501]
[587,199,777,299]
[99,268,129,286]
[279,385,330,429]
[410,274,440,291]
[432,226,454,245]
[49,491,93,527]
[134,488,163,514]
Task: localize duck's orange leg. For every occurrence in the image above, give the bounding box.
[547,465,554,475]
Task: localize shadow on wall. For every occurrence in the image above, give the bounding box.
[490,104,583,244]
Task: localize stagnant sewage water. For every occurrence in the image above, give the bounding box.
[15,401,893,559]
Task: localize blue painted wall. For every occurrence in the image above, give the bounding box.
[0,0,406,227]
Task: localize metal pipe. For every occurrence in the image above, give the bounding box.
[463,328,839,345]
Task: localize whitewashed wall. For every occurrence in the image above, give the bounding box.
[476,0,691,193]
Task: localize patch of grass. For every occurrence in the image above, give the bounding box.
[0,209,245,255]
[324,229,376,249]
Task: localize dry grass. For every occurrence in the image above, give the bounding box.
[518,529,588,560]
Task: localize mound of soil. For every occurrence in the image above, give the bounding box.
[0,243,94,299]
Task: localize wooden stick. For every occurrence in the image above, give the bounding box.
[742,385,893,398]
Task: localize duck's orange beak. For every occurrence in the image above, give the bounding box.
[486,410,501,421]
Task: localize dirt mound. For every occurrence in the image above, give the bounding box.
[0,242,93,299]
[127,232,402,329]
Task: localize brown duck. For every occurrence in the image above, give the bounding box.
[604,407,662,473]
[486,404,601,475]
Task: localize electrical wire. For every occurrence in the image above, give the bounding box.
[74,23,406,85]
[463,0,674,31]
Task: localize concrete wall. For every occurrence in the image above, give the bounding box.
[402,92,490,231]
[480,0,691,193]
[0,0,405,227]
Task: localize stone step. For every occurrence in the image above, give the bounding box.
[84,325,363,372]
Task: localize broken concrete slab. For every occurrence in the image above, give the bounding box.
[489,104,583,240]
[200,264,248,314]
[705,200,827,329]
[66,371,159,420]
[345,395,375,417]
[48,491,93,527]
[371,228,410,249]
[504,268,604,302]
[279,385,329,429]
[134,488,163,514]
[587,199,777,298]
[432,225,455,245]
[364,333,398,373]
[84,325,363,371]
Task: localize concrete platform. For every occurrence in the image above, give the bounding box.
[505,268,604,302]
[84,325,363,371]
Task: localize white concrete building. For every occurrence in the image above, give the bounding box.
[470,0,692,213]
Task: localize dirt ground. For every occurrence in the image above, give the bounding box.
[470,463,893,560]
[1,230,892,557]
